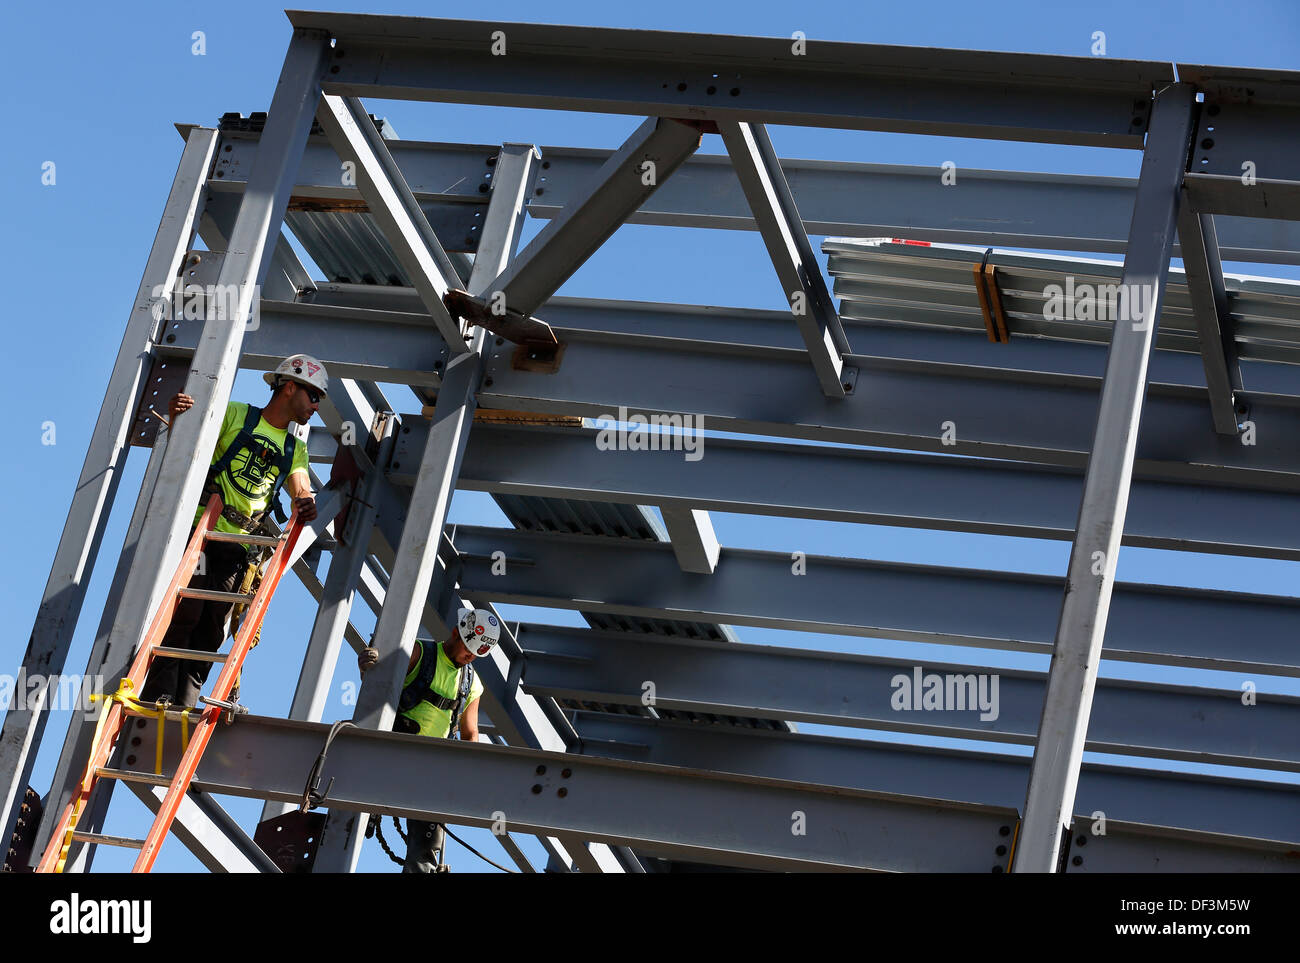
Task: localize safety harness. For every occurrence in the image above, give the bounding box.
[398,641,475,736]
[203,404,298,532]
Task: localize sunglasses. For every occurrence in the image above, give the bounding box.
[301,386,321,404]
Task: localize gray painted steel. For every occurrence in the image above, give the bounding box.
[446,524,1300,676]
[0,129,218,860]
[573,713,1300,848]
[1016,84,1197,872]
[128,783,279,873]
[719,120,846,395]
[115,713,1019,872]
[393,421,1300,560]
[492,117,701,316]
[295,12,1169,147]
[1176,202,1241,434]
[18,15,1300,873]
[1066,821,1300,873]
[516,624,1300,771]
[315,93,466,350]
[207,132,1300,263]
[260,424,395,824]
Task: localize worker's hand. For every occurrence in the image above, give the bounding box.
[169,392,195,419]
[294,495,317,523]
[358,647,379,673]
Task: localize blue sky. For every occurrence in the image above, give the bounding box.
[2,0,1298,872]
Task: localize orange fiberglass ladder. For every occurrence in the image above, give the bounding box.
[36,494,304,873]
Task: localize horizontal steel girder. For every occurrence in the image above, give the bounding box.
[293,12,1167,147]
[203,131,1300,263]
[112,714,1017,872]
[573,713,1300,847]
[385,421,1300,560]
[1064,820,1300,872]
[516,624,1300,772]
[163,293,1300,488]
[1183,173,1300,221]
[474,333,1300,488]
[445,525,1300,675]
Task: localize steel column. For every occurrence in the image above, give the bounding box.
[93,31,329,802]
[1014,84,1197,873]
[31,429,170,866]
[260,424,395,824]
[312,141,534,872]
[0,129,218,861]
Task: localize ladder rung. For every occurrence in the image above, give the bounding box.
[177,587,256,603]
[70,831,145,850]
[94,767,173,787]
[151,646,229,663]
[205,530,282,548]
[123,705,204,722]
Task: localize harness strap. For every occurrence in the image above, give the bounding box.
[203,404,299,532]
[398,642,475,736]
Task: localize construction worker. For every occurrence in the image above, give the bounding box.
[140,355,327,709]
[357,607,500,872]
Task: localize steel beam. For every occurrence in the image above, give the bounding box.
[209,131,1300,263]
[114,713,1019,872]
[390,421,1300,560]
[491,118,700,316]
[314,93,466,350]
[1176,200,1241,434]
[295,12,1168,148]
[573,713,1300,847]
[164,294,1300,486]
[1182,173,1300,220]
[719,120,846,395]
[518,624,1300,771]
[470,319,1300,487]
[446,525,1300,676]
[1015,84,1197,873]
[0,128,218,860]
[659,507,720,575]
[262,284,1300,397]
[1065,820,1300,873]
[1180,64,1300,185]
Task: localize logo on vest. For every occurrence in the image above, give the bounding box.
[226,436,284,499]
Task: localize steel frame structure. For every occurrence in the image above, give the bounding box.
[5,12,1300,874]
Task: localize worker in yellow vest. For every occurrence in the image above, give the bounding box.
[141,355,326,708]
[358,607,500,871]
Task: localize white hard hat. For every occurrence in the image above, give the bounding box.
[263,354,328,395]
[457,607,501,658]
